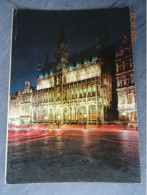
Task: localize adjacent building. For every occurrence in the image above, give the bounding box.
[9,81,35,125]
[115,36,137,124]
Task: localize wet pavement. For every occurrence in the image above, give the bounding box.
[6,127,141,184]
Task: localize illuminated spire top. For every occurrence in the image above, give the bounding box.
[55,26,69,72]
[57,26,67,53]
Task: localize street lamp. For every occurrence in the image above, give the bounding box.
[58,115,60,129]
[122,111,126,130]
[44,116,48,128]
[122,111,126,116]
[84,113,87,129]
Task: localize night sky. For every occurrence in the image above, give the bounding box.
[11,7,131,94]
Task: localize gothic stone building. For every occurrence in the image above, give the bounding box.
[9,81,35,125]
[9,28,113,126]
[115,36,137,123]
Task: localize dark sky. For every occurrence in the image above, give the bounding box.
[11,7,131,94]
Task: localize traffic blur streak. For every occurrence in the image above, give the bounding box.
[7,125,141,184]
[7,125,138,146]
[8,128,64,146]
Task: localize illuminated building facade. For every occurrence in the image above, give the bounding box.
[9,81,35,125]
[32,28,112,125]
[9,28,113,126]
[115,36,137,123]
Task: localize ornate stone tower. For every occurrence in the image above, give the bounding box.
[116,36,137,123]
[55,26,69,72]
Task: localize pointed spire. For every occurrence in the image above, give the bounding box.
[37,60,42,77]
[55,26,69,72]
[96,32,102,49]
[57,25,67,53]
[122,35,129,48]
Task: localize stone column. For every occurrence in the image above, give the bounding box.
[37,110,38,121]
[69,107,71,125]
[86,105,89,125]
[32,108,34,123]
[61,107,63,125]
[53,107,56,124]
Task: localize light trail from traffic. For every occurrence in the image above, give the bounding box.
[7,125,138,147]
[6,125,141,184]
[8,128,64,146]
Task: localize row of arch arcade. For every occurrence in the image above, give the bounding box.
[32,106,111,125]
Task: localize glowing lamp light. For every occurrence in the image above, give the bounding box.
[84,113,87,118]
[39,74,43,78]
[67,64,73,69]
[70,65,73,69]
[123,111,126,116]
[84,58,89,64]
[60,44,63,49]
[76,61,81,66]
[50,70,53,75]
[92,56,98,61]
[58,116,60,119]
[45,116,47,120]
[15,120,19,126]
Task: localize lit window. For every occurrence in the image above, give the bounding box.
[92,56,98,61]
[50,70,53,75]
[84,58,89,64]
[76,61,81,66]
[39,74,43,78]
[92,86,96,92]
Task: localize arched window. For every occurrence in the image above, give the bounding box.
[92,86,96,92]
[71,90,74,99]
[41,95,43,102]
[122,96,125,104]
[88,87,91,96]
[79,108,83,120]
[92,107,97,120]
[79,89,82,98]
[49,109,53,120]
[71,108,76,120]
[92,86,96,96]
[75,89,78,98]
[57,92,60,101]
[63,108,69,121]
[44,95,46,102]
[83,88,86,97]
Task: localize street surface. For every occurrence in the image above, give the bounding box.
[6,125,141,183]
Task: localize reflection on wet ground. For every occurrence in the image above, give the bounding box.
[6,128,141,183]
